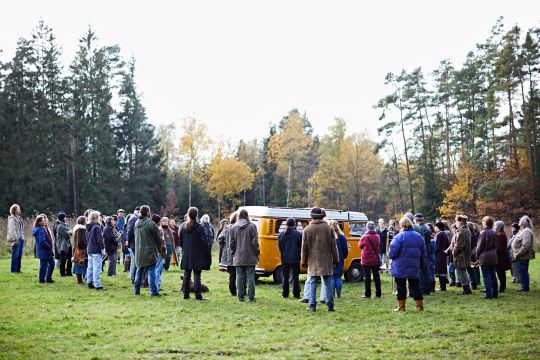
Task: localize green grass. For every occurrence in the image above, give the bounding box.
[0,256,539,359]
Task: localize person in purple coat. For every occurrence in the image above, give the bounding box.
[389,217,427,311]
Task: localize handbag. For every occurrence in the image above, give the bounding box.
[72,246,85,266]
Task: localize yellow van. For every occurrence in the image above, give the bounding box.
[229,206,369,284]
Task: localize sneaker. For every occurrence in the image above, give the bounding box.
[327,306,335,312]
[298,298,309,303]
[248,299,256,303]
[88,283,95,289]
[196,297,209,301]
[95,287,105,291]
[46,279,55,283]
[306,305,316,312]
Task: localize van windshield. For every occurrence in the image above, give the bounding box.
[349,223,366,238]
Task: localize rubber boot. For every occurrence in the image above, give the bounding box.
[415,300,424,311]
[457,285,472,295]
[336,288,341,298]
[394,299,406,312]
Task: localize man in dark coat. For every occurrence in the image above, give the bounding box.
[103,216,120,276]
[376,219,389,271]
[414,213,433,295]
[126,206,140,282]
[495,221,510,293]
[452,215,472,295]
[476,216,498,299]
[180,207,212,301]
[133,205,164,296]
[54,212,73,277]
[278,217,302,299]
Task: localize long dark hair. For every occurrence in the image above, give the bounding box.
[184,207,199,231]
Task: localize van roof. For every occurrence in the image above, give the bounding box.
[238,206,369,222]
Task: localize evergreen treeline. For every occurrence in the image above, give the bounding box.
[1,18,538,223]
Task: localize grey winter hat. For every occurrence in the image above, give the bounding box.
[366,221,376,231]
[310,207,326,220]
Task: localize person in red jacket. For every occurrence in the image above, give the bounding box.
[358,221,381,298]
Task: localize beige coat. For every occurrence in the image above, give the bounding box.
[301,219,338,276]
[6,215,24,246]
[452,224,471,269]
[512,228,535,261]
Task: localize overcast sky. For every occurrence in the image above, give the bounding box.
[1,1,539,144]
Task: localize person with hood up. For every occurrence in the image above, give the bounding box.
[278,217,302,299]
[180,207,212,300]
[230,209,260,303]
[133,205,164,296]
[33,214,55,284]
[86,211,105,290]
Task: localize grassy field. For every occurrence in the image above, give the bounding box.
[0,255,539,359]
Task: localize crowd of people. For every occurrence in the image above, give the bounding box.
[5,203,536,313]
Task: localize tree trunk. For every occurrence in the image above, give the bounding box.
[399,98,415,213]
[444,103,451,189]
[507,89,520,169]
[188,160,193,207]
[286,159,292,207]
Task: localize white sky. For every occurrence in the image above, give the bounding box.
[1,1,539,145]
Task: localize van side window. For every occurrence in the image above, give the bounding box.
[277,220,304,234]
[349,223,366,237]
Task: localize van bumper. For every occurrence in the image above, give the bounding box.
[255,267,266,275]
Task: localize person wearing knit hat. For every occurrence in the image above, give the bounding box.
[434,222,450,291]
[301,207,338,312]
[508,222,521,284]
[54,211,73,277]
[278,217,302,299]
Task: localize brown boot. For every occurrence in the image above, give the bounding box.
[124,257,131,272]
[394,299,406,311]
[415,300,424,311]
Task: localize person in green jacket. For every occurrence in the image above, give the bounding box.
[133,205,164,296]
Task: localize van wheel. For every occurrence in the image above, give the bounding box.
[345,262,364,282]
[273,266,283,285]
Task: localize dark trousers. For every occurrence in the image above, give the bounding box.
[107,254,117,276]
[164,244,173,271]
[227,266,237,295]
[467,266,481,286]
[363,265,382,297]
[282,263,300,298]
[496,269,507,292]
[10,239,24,272]
[183,269,202,299]
[517,260,530,291]
[419,264,430,293]
[396,277,423,301]
[59,248,73,276]
[39,257,55,282]
[481,264,498,299]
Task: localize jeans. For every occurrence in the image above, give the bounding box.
[128,248,136,280]
[395,277,422,301]
[155,256,164,290]
[134,264,158,295]
[11,239,24,272]
[39,257,55,282]
[380,253,387,268]
[86,253,103,288]
[237,265,256,301]
[107,254,117,276]
[183,268,202,299]
[164,244,173,270]
[420,264,430,293]
[282,263,300,298]
[517,260,530,291]
[511,261,521,282]
[467,266,481,286]
[302,275,311,300]
[481,264,498,298]
[227,266,237,295]
[363,265,381,297]
[448,262,456,283]
[309,274,333,307]
[59,248,73,276]
[456,267,470,286]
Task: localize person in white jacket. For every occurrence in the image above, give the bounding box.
[6,204,25,273]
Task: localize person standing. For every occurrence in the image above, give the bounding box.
[180,207,212,300]
[329,220,348,299]
[508,222,521,284]
[103,216,120,276]
[476,216,498,299]
[494,221,510,293]
[169,218,180,266]
[161,217,174,271]
[388,217,427,311]
[133,206,164,296]
[126,207,140,283]
[72,216,88,284]
[467,222,481,289]
[86,211,105,290]
[217,219,229,264]
[7,204,25,273]
[301,208,338,312]
[434,222,450,291]
[152,214,166,291]
[230,209,260,303]
[512,216,535,292]
[452,215,473,295]
[218,212,239,296]
[376,219,389,271]
[33,215,55,284]
[359,221,381,299]
[278,218,302,299]
[117,209,127,265]
[201,214,215,250]
[414,213,432,295]
[54,212,73,277]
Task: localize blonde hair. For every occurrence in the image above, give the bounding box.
[88,211,101,224]
[328,220,344,236]
[399,217,413,230]
[9,204,20,216]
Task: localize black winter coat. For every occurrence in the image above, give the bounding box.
[180,222,212,270]
[103,225,118,256]
[278,229,302,263]
[127,215,138,251]
[376,227,388,253]
[86,223,104,255]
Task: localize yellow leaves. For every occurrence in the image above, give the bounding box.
[178,116,211,169]
[438,162,476,219]
[206,156,255,201]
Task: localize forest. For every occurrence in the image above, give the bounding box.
[0,17,538,223]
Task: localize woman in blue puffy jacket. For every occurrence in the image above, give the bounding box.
[32,214,55,284]
[389,217,427,312]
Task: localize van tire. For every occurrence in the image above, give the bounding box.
[345,262,364,282]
